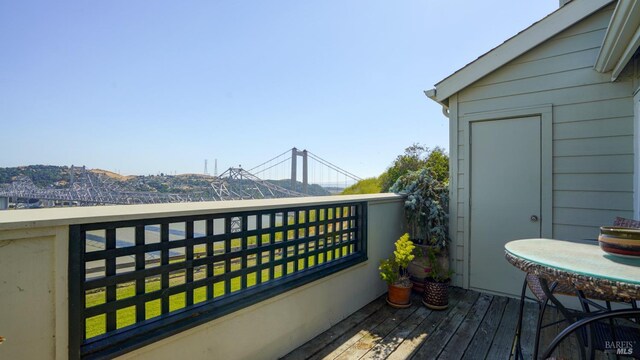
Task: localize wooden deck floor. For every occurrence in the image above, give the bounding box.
[282,287,613,360]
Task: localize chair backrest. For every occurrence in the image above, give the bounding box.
[613,217,640,228]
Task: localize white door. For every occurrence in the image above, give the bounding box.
[470,116,541,296]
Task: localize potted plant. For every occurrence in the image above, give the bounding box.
[379,233,415,308]
[390,168,450,292]
[422,247,454,310]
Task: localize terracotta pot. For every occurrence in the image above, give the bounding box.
[387,283,412,307]
[422,278,450,310]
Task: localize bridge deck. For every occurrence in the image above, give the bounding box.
[282,287,613,360]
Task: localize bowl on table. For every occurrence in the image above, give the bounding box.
[599,226,640,258]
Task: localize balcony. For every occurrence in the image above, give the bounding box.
[0,193,585,359]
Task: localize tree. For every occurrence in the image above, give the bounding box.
[379,144,449,192]
[424,146,449,184]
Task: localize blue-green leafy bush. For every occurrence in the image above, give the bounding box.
[390,168,449,249]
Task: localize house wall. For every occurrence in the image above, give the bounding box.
[448,3,638,289]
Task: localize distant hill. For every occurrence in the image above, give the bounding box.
[0,165,73,188]
[0,165,330,196]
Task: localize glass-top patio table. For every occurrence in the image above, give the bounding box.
[505,238,640,358]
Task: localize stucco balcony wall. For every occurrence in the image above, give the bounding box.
[0,194,404,360]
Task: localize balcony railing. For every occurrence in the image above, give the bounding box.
[0,194,403,360]
[69,202,367,359]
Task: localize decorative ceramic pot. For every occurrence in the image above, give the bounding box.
[599,226,640,258]
[408,244,449,293]
[387,283,413,308]
[422,278,450,310]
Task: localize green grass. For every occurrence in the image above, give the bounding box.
[341,177,382,194]
[83,207,355,339]
[84,243,353,339]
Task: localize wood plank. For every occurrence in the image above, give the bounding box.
[332,302,420,360]
[437,293,493,360]
[556,308,582,360]
[484,298,520,359]
[538,306,560,359]
[519,300,541,360]
[461,296,508,359]
[359,305,432,360]
[411,290,480,359]
[281,295,387,360]
[304,299,401,360]
[386,288,466,360]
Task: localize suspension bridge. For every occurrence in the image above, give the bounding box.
[247,147,362,193]
[0,148,361,209]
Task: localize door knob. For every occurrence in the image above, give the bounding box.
[530,215,539,222]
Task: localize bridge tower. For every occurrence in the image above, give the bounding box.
[291,148,308,194]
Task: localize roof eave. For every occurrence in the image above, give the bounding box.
[594,0,640,81]
[424,89,448,108]
[431,0,614,105]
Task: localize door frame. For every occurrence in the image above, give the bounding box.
[461,104,553,290]
[633,86,640,219]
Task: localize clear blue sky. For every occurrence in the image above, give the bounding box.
[1,1,557,179]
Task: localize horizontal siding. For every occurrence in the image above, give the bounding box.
[553,154,634,174]
[471,47,600,88]
[553,224,600,241]
[455,4,634,246]
[553,135,633,156]
[551,4,613,40]
[554,191,633,211]
[554,173,632,192]
[513,28,608,66]
[553,117,633,140]
[510,4,613,65]
[553,97,633,123]
[459,81,632,115]
[459,66,612,103]
[554,208,634,227]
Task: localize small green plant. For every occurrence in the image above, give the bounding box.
[425,247,454,283]
[379,233,415,287]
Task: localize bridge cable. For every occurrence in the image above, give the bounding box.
[247,148,293,173]
[251,157,291,177]
[306,152,362,182]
